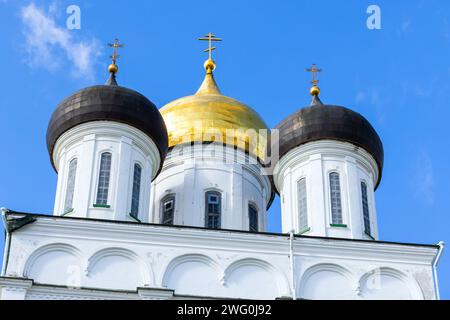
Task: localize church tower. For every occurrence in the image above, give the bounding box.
[152,33,273,231]
[273,65,384,240]
[46,40,168,222]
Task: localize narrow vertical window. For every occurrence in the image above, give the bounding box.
[248,204,258,232]
[64,158,78,212]
[130,163,142,219]
[161,195,175,225]
[361,182,371,235]
[297,178,308,229]
[329,172,343,225]
[205,191,221,229]
[96,152,112,206]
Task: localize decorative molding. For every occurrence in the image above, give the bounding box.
[357,267,424,300]
[0,277,33,290]
[22,243,83,278]
[161,254,222,288]
[223,258,291,296]
[159,144,272,207]
[1,215,438,299]
[273,140,379,191]
[20,217,437,265]
[137,286,174,300]
[86,247,153,286]
[53,122,161,179]
[297,263,357,298]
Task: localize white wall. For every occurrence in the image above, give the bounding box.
[1,216,437,300]
[274,140,380,240]
[151,144,272,231]
[52,122,161,222]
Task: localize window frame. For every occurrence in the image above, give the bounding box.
[360,181,372,236]
[63,157,78,213]
[297,177,308,231]
[95,151,112,207]
[329,171,344,226]
[205,190,222,229]
[130,163,142,219]
[248,203,259,232]
[161,194,176,225]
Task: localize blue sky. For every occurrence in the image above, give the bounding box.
[0,0,449,299]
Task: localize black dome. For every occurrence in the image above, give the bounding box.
[46,85,168,178]
[275,104,384,189]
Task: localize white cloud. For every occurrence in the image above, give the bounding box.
[354,88,385,125]
[20,3,100,80]
[354,89,380,106]
[396,18,412,37]
[401,20,411,33]
[355,91,366,104]
[414,152,435,205]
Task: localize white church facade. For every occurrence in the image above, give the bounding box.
[0,37,444,300]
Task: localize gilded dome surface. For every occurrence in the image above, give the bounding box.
[160,66,269,161]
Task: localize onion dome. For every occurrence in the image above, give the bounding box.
[46,42,168,178]
[160,58,269,162]
[275,76,384,189]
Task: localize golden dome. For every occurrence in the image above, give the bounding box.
[160,61,268,161]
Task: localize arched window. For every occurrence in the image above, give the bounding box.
[248,204,258,232]
[64,158,78,212]
[130,163,142,219]
[361,182,371,235]
[329,172,343,225]
[95,152,112,206]
[205,191,221,229]
[297,178,308,230]
[161,195,175,225]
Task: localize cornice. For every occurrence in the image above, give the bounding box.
[53,122,161,179]
[13,215,437,265]
[273,140,379,191]
[159,144,272,206]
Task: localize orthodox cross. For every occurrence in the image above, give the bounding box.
[198,32,222,60]
[108,38,124,65]
[306,64,322,86]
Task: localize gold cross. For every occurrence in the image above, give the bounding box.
[306,64,322,86]
[108,38,124,65]
[198,32,222,60]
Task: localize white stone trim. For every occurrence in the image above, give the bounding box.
[13,217,437,265]
[274,140,379,191]
[2,216,438,300]
[162,144,272,206]
[0,277,33,300]
[53,121,161,179]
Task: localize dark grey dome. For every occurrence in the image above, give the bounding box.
[46,85,168,178]
[275,103,384,189]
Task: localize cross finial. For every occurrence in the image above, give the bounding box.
[306,63,322,86]
[108,38,124,67]
[106,38,124,85]
[198,32,222,60]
